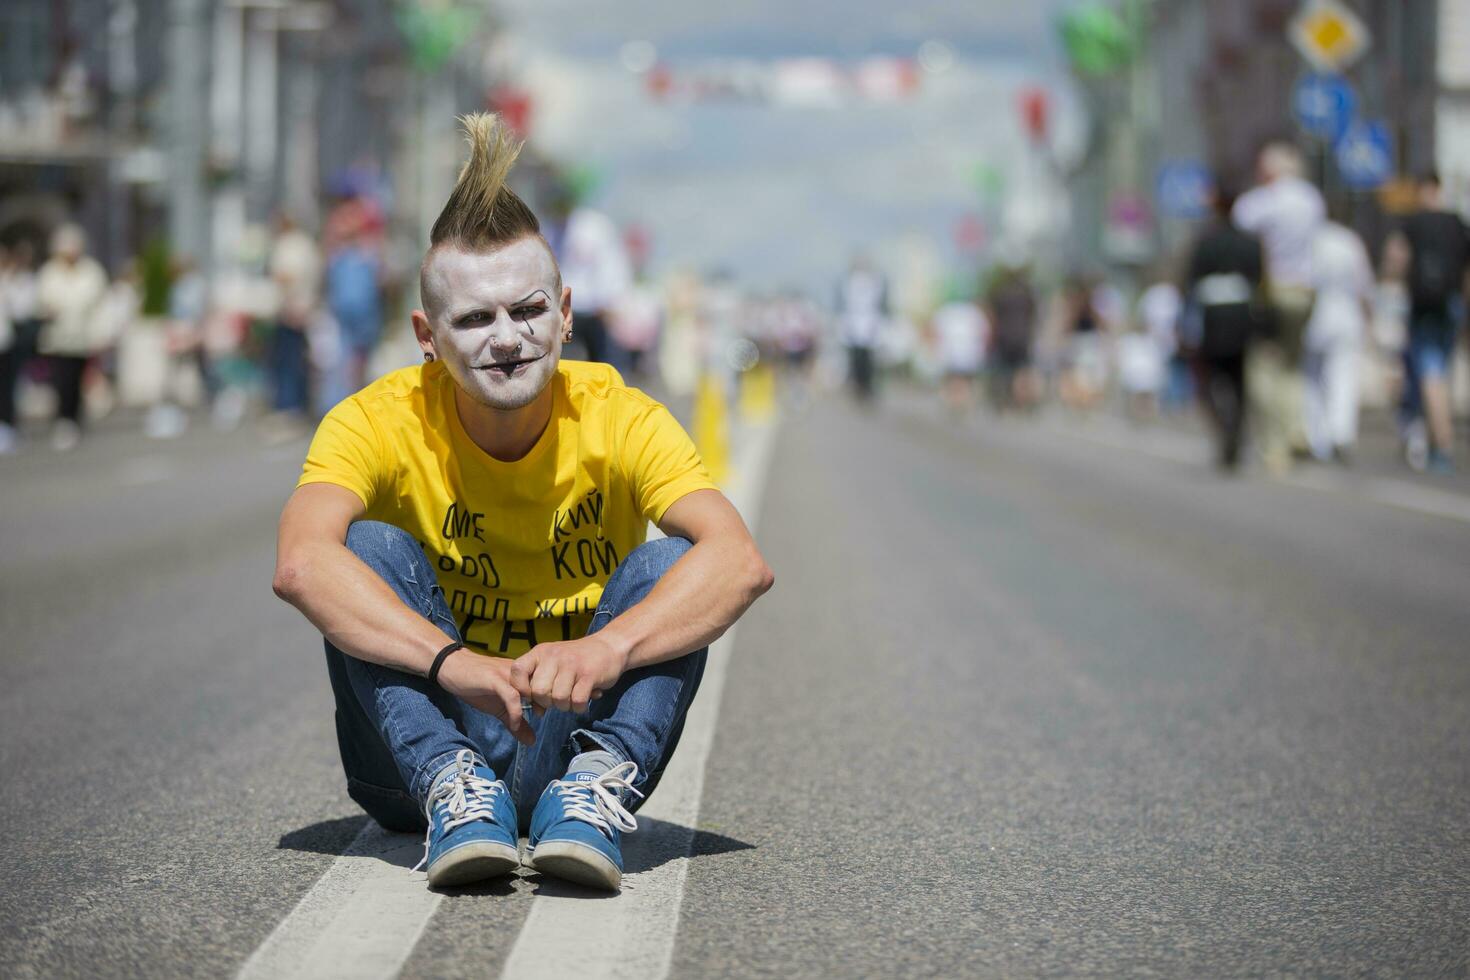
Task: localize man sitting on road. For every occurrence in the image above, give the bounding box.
[272,114,773,891]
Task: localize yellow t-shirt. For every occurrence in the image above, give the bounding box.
[297,359,717,658]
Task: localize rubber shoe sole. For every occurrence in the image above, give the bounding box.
[426,840,520,888]
[531,840,622,891]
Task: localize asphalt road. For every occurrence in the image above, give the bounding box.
[1,392,1467,978]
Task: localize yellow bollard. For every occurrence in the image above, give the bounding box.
[739,363,777,423]
[693,372,730,484]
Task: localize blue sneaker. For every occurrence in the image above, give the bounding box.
[412,750,520,888]
[528,761,643,891]
[1427,451,1457,475]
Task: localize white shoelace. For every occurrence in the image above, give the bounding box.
[554,761,644,835]
[412,749,505,873]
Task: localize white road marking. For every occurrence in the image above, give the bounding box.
[500,417,780,980]
[236,416,781,980]
[236,824,435,980]
[1287,469,1470,525]
[1044,412,1470,526]
[115,454,178,487]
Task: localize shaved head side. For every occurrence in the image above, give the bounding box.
[421,112,557,315]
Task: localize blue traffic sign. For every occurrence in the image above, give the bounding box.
[1335,120,1393,190]
[1293,73,1357,141]
[1155,160,1213,220]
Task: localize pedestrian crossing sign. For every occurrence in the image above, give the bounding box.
[1289,0,1371,73]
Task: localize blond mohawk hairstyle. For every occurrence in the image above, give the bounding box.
[429,112,541,248]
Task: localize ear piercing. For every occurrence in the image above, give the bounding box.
[424,351,435,362]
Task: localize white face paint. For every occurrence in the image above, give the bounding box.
[421,238,567,412]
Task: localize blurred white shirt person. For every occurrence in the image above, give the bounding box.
[1231,142,1325,473]
[932,298,988,413]
[1137,280,1181,361]
[1302,221,1374,462]
[36,224,108,450]
[558,207,632,367]
[1232,145,1326,291]
[609,279,662,378]
[836,256,888,402]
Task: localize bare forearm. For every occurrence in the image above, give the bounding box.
[274,541,449,674]
[595,535,772,670]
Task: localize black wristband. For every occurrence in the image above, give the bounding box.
[427,641,464,686]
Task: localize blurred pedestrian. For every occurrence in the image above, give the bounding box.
[1,241,42,449]
[325,222,383,392]
[309,308,351,418]
[36,224,108,451]
[658,272,703,397]
[1384,172,1469,473]
[1187,185,1264,471]
[553,200,632,369]
[931,292,989,415]
[1232,142,1325,474]
[609,277,662,379]
[1058,276,1108,412]
[95,262,141,419]
[984,262,1039,412]
[169,256,213,405]
[771,289,819,399]
[0,248,13,454]
[138,255,206,440]
[1137,269,1188,411]
[1117,321,1165,422]
[268,213,322,419]
[1302,217,1373,464]
[836,254,889,404]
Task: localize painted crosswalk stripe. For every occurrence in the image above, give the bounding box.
[500,418,779,980]
[236,824,435,980]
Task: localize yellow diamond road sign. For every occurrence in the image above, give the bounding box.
[1290,0,1371,72]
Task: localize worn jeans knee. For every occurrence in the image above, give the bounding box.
[576,535,706,800]
[327,520,478,815]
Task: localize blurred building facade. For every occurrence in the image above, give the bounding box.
[0,0,171,270]
[1156,0,1437,250]
[1440,0,1470,215]
[1064,0,1448,272]
[0,0,501,288]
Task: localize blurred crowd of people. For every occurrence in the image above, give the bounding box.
[861,141,1467,478]
[0,187,810,455]
[0,190,396,454]
[4,141,1465,481]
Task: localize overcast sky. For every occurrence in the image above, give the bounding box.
[493,0,1076,290]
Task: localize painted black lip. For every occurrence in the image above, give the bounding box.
[472,352,546,371]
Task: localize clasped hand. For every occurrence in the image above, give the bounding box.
[436,635,627,747]
[509,634,628,716]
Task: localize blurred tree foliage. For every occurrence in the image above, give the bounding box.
[394,1,483,74]
[1058,4,1135,77]
[139,239,172,317]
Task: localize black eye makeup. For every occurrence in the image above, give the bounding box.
[513,289,554,322]
[511,303,549,322]
[452,289,554,327]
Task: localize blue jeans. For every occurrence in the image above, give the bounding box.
[1409,301,1464,381]
[269,323,309,414]
[324,522,707,833]
[1401,300,1465,427]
